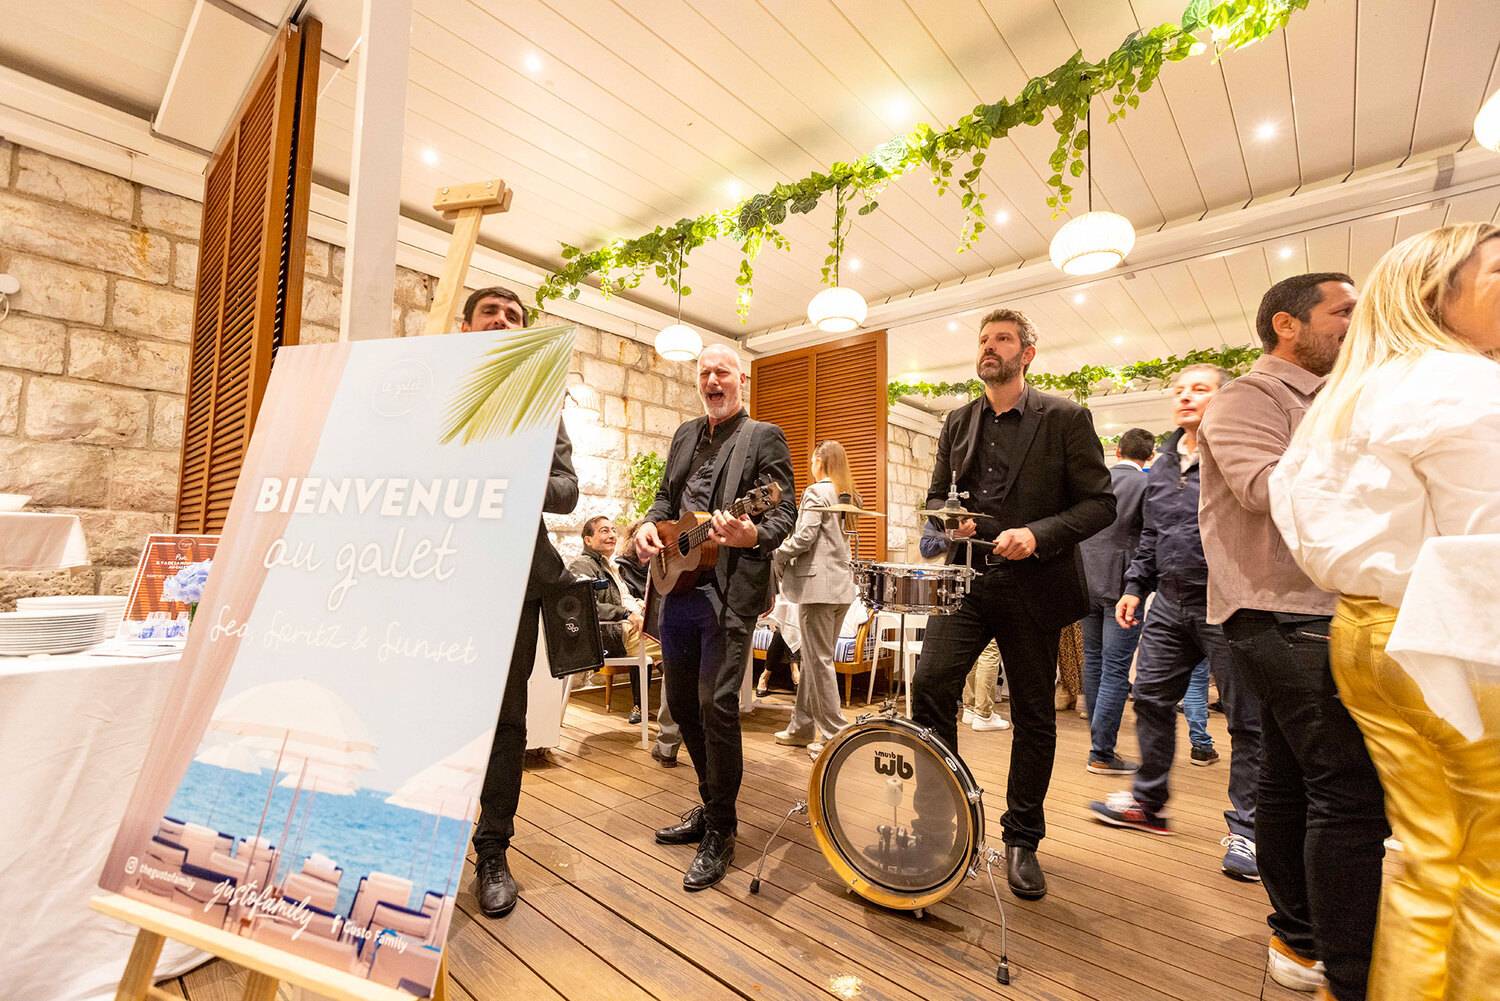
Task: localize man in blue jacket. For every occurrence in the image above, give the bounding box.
[1077,427,1154,774]
[1088,365,1264,883]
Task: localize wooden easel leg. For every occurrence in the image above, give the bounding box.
[432,950,451,1001]
[422,207,484,336]
[115,928,166,1001]
[241,970,280,1001]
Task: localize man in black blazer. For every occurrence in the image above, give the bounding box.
[635,344,797,891]
[1078,427,1154,775]
[913,307,1115,900]
[462,288,581,920]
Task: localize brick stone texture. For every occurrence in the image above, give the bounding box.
[886,425,942,563]
[0,143,706,603]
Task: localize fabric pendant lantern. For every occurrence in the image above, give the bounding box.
[806,285,868,333]
[1477,89,1500,152]
[654,323,702,361]
[1048,211,1137,275]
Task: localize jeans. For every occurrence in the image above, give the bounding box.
[659,587,753,834]
[1184,658,1213,750]
[473,599,541,856]
[1225,609,1387,1001]
[1131,584,1261,837]
[912,568,1060,850]
[1081,598,1140,761]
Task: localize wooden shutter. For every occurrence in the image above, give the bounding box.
[750,330,887,561]
[175,18,321,533]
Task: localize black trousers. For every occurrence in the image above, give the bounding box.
[912,569,1061,850]
[659,587,753,834]
[1223,609,1388,1001]
[472,597,541,856]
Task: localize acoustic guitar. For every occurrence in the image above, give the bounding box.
[647,480,784,598]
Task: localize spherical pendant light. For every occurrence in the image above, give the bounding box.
[1477,89,1500,152]
[1049,210,1136,276]
[654,323,702,362]
[806,285,868,333]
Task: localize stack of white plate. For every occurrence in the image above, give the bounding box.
[0,608,113,655]
[17,594,128,619]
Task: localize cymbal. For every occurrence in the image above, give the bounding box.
[921,504,984,520]
[807,503,886,518]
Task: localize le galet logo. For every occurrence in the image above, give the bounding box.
[371,357,435,418]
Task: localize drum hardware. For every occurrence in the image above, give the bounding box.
[754,706,1018,982]
[806,503,886,518]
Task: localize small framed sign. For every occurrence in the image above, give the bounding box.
[120,534,219,639]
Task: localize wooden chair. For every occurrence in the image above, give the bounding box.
[833,615,896,704]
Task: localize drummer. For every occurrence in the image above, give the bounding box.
[911,308,1114,901]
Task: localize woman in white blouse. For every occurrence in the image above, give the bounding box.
[1272,223,1500,1001]
[773,441,860,755]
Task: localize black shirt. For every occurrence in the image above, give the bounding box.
[956,388,1028,561]
[678,408,748,514]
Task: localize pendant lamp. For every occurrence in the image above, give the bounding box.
[654,240,702,362]
[807,183,868,333]
[1049,108,1135,276]
[1477,88,1500,152]
[564,371,601,421]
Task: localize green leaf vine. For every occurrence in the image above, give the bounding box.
[627,451,667,519]
[536,0,1310,319]
[886,343,1263,407]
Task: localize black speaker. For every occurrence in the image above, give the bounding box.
[541,578,605,678]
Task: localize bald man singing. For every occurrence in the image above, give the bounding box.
[635,345,796,891]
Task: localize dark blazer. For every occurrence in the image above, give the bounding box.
[567,548,631,621]
[645,413,798,619]
[1123,428,1210,598]
[926,386,1115,630]
[525,421,580,600]
[1079,461,1148,605]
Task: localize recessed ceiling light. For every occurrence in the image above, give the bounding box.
[994,210,1010,224]
[1073,293,1086,305]
[847,258,862,272]
[948,321,959,332]
[420,147,438,166]
[1255,121,1278,142]
[1113,335,1124,345]
[886,98,911,124]
[726,180,744,199]
[577,149,589,160]
[524,52,544,74]
[1278,245,1294,260]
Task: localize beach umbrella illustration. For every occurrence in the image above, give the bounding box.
[276,761,360,871]
[192,739,262,825]
[209,679,377,890]
[384,730,491,896]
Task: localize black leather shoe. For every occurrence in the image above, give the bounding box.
[655,805,706,844]
[475,852,518,918]
[1006,845,1047,900]
[651,745,678,768]
[683,829,735,891]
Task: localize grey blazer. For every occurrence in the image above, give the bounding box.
[774,480,857,606]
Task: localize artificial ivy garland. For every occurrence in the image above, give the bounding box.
[887,343,1264,406]
[537,0,1311,319]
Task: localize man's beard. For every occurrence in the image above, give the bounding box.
[1293,334,1338,377]
[980,352,1024,385]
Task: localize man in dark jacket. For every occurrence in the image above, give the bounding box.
[568,515,660,723]
[1077,427,1153,774]
[912,308,1115,901]
[465,284,580,921]
[1089,365,1264,884]
[635,345,797,891]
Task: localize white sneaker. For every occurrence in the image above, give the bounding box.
[775,729,812,746]
[972,713,1010,731]
[1267,934,1327,992]
[961,707,976,724]
[808,742,825,760]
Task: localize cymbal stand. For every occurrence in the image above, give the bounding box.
[749,800,808,894]
[976,844,1014,984]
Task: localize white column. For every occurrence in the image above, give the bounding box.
[338,0,411,341]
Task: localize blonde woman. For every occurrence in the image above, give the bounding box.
[773,441,860,754]
[1272,223,1500,1001]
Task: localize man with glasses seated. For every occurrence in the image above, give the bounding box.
[568,515,661,724]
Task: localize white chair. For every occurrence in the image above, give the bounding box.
[871,612,927,717]
[594,640,653,746]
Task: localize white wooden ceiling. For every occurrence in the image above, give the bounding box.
[4,0,1500,375]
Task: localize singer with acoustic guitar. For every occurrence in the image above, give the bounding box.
[635,344,797,891]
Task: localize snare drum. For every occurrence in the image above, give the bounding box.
[808,714,984,911]
[848,560,974,614]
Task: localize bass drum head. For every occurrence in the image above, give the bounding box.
[808,718,981,911]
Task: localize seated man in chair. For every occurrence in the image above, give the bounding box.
[568,515,660,724]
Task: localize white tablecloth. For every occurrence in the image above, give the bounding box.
[0,652,206,1000]
[0,512,89,570]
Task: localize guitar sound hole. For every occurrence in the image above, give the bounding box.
[677,536,691,556]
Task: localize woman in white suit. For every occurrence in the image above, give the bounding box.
[773,441,860,753]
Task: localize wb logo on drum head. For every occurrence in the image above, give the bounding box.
[873,750,913,779]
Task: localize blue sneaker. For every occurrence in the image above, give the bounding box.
[1221,834,1260,881]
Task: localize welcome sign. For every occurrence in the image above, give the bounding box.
[100,324,576,995]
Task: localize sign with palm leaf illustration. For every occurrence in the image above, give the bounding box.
[99,324,576,996]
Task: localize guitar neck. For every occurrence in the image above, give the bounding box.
[683,496,755,550]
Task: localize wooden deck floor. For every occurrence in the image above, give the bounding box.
[163,687,1315,1001]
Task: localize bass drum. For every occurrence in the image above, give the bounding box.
[808,714,983,911]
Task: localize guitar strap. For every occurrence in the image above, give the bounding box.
[714,417,762,594]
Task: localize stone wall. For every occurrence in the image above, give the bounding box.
[0,141,702,607]
[886,424,940,563]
